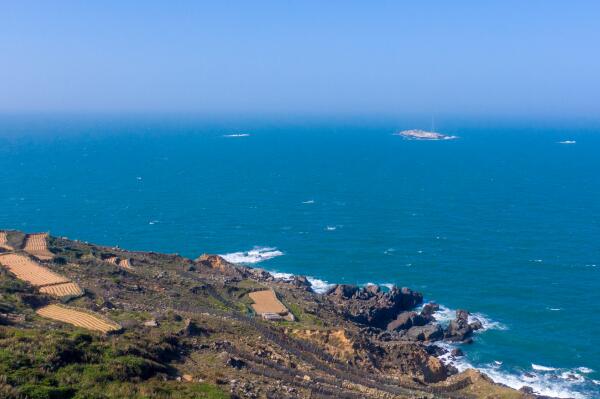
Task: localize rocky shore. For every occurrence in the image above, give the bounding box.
[0,230,540,398]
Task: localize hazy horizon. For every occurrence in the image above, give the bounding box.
[1,1,600,119]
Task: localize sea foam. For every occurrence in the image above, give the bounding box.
[269,271,333,293]
[220,247,283,264]
[425,304,507,332]
[436,344,592,399]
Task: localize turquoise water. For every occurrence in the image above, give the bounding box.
[1,117,599,397]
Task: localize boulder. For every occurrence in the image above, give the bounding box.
[405,324,444,342]
[225,356,247,369]
[444,309,473,342]
[195,254,248,278]
[327,284,359,299]
[420,302,439,318]
[365,284,381,295]
[387,311,428,331]
[469,318,484,331]
[451,348,464,357]
[289,275,312,291]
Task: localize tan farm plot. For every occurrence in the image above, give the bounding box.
[0,231,12,250]
[0,253,69,286]
[39,282,85,298]
[36,304,121,333]
[23,233,54,260]
[0,253,83,299]
[249,289,294,321]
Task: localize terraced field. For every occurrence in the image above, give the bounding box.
[0,253,69,286]
[118,258,133,269]
[105,256,118,264]
[36,304,121,333]
[0,231,12,250]
[23,233,54,260]
[39,282,85,298]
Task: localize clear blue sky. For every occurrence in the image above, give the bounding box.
[1,1,599,119]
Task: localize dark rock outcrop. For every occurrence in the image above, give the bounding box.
[444,309,473,342]
[326,284,423,328]
[405,324,444,342]
[288,275,312,291]
[420,302,439,319]
[387,311,428,331]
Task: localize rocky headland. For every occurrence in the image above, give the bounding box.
[0,230,540,398]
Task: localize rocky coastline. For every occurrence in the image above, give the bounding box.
[0,230,545,398]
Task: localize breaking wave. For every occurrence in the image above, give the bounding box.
[425,304,507,332]
[270,271,333,294]
[220,247,283,264]
[436,346,595,398]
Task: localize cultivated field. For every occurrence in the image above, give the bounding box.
[0,253,69,286]
[36,304,121,333]
[249,289,289,314]
[104,256,133,270]
[105,256,118,264]
[39,282,85,298]
[0,231,12,250]
[23,233,54,260]
[118,258,133,269]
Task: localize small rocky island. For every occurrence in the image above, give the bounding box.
[394,129,458,140]
[0,229,540,398]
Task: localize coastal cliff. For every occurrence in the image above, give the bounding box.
[0,230,532,398]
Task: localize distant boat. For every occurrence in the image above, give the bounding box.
[393,129,458,141]
[558,140,576,144]
[223,133,250,138]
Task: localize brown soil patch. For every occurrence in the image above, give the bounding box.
[291,329,356,359]
[23,233,54,260]
[36,304,121,333]
[249,289,288,314]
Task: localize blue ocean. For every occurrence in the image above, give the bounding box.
[1,117,599,398]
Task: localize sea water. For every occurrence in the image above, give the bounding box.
[0,116,599,397]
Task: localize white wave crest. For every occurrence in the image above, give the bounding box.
[307,277,334,293]
[223,133,250,137]
[220,247,283,264]
[436,346,591,399]
[268,271,333,294]
[270,271,293,280]
[302,200,315,204]
[577,367,594,374]
[532,364,557,371]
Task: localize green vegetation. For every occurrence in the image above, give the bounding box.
[0,327,229,399]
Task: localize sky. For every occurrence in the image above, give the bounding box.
[1,1,599,119]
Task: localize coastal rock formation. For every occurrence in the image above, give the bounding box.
[325,284,423,328]
[420,302,439,319]
[386,311,428,331]
[405,324,444,342]
[195,254,239,274]
[444,309,483,342]
[0,230,529,399]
